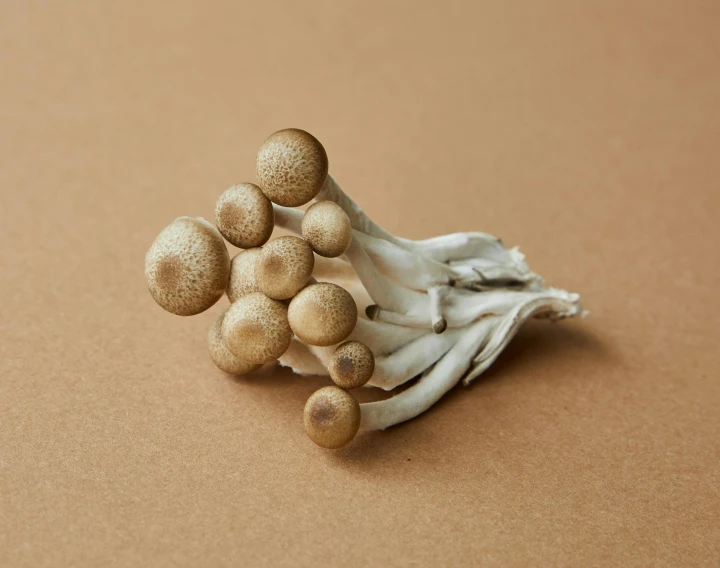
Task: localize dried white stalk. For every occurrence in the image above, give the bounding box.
[278,175,583,431]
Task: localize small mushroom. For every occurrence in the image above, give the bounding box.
[288,282,357,346]
[208,311,262,375]
[301,201,352,258]
[304,386,360,448]
[328,341,375,389]
[215,183,274,249]
[255,236,315,300]
[221,292,293,364]
[256,128,329,207]
[145,216,230,316]
[227,248,262,303]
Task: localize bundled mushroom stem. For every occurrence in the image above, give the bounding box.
[273,179,584,429]
[269,172,584,432]
[145,127,584,449]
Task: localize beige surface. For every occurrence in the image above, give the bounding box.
[1,1,719,566]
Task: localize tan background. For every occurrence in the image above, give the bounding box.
[1,1,719,566]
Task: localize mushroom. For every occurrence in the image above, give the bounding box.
[227,248,262,303]
[221,292,293,364]
[215,183,274,249]
[301,201,352,258]
[145,216,230,316]
[304,386,360,448]
[256,128,328,207]
[208,311,262,375]
[288,282,357,346]
[328,341,375,389]
[144,128,585,445]
[255,236,315,300]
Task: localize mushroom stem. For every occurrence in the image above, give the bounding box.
[309,317,427,360]
[367,287,580,332]
[342,237,426,314]
[365,305,429,328]
[278,339,328,376]
[317,175,397,240]
[272,204,304,235]
[464,293,583,385]
[369,328,462,391]
[318,175,542,274]
[352,230,455,290]
[357,291,583,430]
[429,285,448,334]
[359,318,495,431]
[279,325,464,392]
[272,203,534,298]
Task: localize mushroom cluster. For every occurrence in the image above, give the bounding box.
[145,128,584,449]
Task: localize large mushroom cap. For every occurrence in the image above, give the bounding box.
[255,236,315,300]
[227,248,262,303]
[145,216,230,316]
[221,292,293,364]
[288,282,357,346]
[304,386,361,449]
[215,183,274,249]
[256,129,329,207]
[208,311,263,375]
[328,341,375,389]
[301,201,352,258]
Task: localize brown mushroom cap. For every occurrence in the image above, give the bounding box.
[208,311,263,375]
[255,236,315,300]
[328,341,375,389]
[256,129,329,207]
[301,201,352,258]
[304,386,361,449]
[221,292,293,364]
[145,216,230,316]
[227,248,262,303]
[288,282,357,346]
[215,183,274,249]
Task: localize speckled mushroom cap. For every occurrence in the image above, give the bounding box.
[304,386,361,449]
[145,216,230,316]
[288,282,357,346]
[215,183,274,249]
[227,248,262,303]
[221,292,293,364]
[208,311,262,375]
[255,236,315,300]
[328,341,375,389]
[256,129,329,207]
[301,201,352,258]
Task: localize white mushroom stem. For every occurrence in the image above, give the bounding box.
[317,175,396,240]
[357,292,582,430]
[318,175,541,272]
[280,327,464,392]
[463,293,583,385]
[342,237,426,313]
[369,329,462,390]
[428,285,448,333]
[278,339,327,376]
[359,318,495,431]
[352,230,456,289]
[366,288,579,331]
[272,203,536,297]
[272,204,304,235]
[345,317,427,356]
